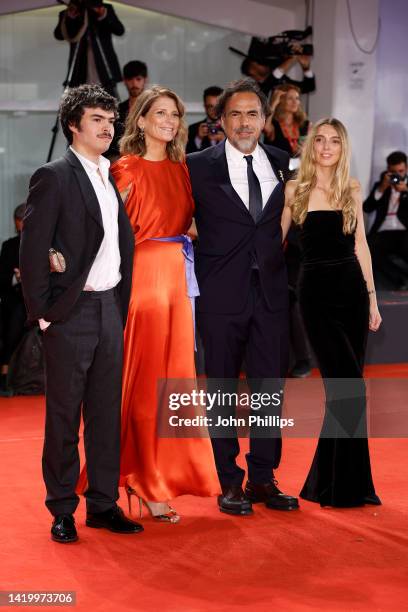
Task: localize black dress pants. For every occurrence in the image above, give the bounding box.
[198,271,289,487]
[41,288,123,516]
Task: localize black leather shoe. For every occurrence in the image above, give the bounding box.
[51,514,78,543]
[245,480,299,511]
[86,505,144,533]
[218,485,253,516]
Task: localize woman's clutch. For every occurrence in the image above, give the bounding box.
[49,248,66,273]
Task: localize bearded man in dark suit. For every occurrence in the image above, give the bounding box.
[187,78,299,516]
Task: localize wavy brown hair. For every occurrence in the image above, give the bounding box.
[119,86,187,162]
[273,84,306,126]
[291,117,357,234]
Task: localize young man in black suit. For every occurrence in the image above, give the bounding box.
[187,78,298,516]
[363,150,408,289]
[20,85,142,543]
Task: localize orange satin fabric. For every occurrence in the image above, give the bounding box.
[111,155,218,501]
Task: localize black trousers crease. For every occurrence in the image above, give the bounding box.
[198,271,289,487]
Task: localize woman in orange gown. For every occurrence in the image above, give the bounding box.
[108,86,218,520]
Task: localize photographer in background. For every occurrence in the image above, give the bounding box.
[118,60,148,123]
[364,151,408,290]
[54,0,125,96]
[186,86,224,153]
[242,53,315,97]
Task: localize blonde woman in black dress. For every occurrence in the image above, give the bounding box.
[282,118,382,507]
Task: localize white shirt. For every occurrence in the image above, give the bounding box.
[38,147,121,331]
[374,187,406,232]
[225,139,279,209]
[70,146,121,290]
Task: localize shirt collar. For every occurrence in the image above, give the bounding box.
[70,146,110,176]
[225,139,263,165]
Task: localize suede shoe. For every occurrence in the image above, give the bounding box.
[86,505,143,533]
[245,480,299,511]
[51,514,78,543]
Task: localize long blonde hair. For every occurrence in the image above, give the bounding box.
[291,117,356,234]
[273,84,306,126]
[119,86,187,162]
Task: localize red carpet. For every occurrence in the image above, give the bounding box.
[1,366,407,611]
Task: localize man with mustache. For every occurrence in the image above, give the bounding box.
[20,84,143,543]
[187,78,299,516]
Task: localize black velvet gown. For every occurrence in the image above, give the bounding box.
[298,211,381,507]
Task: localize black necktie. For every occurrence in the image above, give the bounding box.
[244,155,263,223]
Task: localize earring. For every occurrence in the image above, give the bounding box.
[139,127,145,140]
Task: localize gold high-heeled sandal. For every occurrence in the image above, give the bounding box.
[143,500,180,524]
[125,486,143,517]
[125,486,180,523]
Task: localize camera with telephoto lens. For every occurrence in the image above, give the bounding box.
[389,173,407,185]
[229,26,313,68]
[263,27,314,59]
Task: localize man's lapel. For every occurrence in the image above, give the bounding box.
[210,141,251,217]
[64,149,103,229]
[109,173,123,209]
[257,143,285,221]
[210,140,286,221]
[259,142,287,185]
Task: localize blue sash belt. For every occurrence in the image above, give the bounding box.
[149,235,199,349]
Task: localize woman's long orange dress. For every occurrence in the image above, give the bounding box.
[110,154,218,501]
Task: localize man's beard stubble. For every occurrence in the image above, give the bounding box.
[230,134,258,154]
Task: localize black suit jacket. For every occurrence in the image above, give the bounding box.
[20,149,134,325]
[54,4,124,89]
[187,141,289,315]
[0,235,20,298]
[363,181,408,235]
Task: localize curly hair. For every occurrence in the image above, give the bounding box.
[119,86,187,162]
[59,84,118,144]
